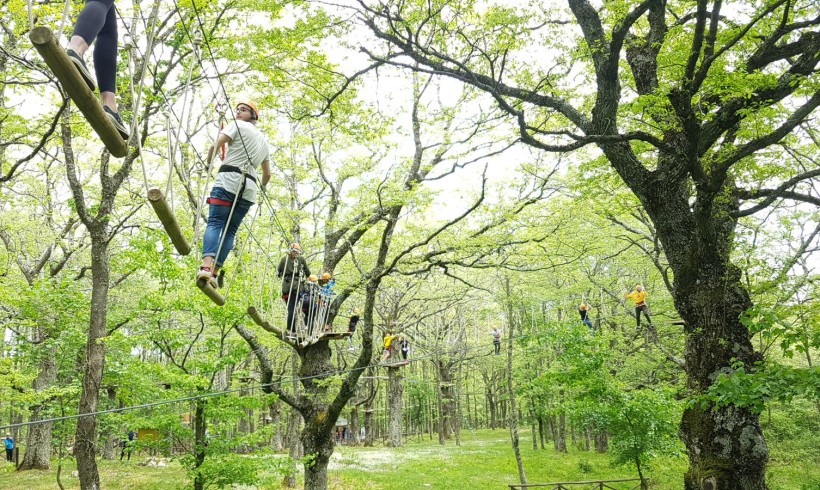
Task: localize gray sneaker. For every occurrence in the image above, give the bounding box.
[66,49,95,91]
[103,106,129,140]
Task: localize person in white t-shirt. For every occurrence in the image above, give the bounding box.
[197,100,271,288]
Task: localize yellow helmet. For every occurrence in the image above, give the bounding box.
[322,272,332,281]
[289,243,302,255]
[236,100,259,120]
[308,275,318,282]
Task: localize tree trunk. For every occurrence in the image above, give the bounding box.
[300,414,334,490]
[455,362,462,447]
[193,401,207,490]
[18,343,57,470]
[298,341,336,490]
[505,294,527,485]
[438,369,455,441]
[101,387,117,460]
[75,237,109,490]
[640,192,768,488]
[387,366,403,447]
[349,406,361,445]
[271,402,283,451]
[594,429,608,453]
[529,402,537,450]
[364,407,375,447]
[556,410,567,453]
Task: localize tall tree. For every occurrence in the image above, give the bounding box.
[355,0,820,486]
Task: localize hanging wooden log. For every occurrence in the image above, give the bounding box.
[29,27,129,158]
[196,277,224,306]
[147,188,191,255]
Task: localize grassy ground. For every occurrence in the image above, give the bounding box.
[0,429,817,489]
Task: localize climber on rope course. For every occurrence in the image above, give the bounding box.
[579,302,594,330]
[491,326,502,355]
[381,330,398,363]
[196,100,271,289]
[625,284,654,329]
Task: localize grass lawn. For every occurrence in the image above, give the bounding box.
[0,429,817,489]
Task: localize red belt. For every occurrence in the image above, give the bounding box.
[206,197,234,207]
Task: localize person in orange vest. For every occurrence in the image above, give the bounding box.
[625,285,653,327]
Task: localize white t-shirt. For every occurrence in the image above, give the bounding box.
[213,121,270,203]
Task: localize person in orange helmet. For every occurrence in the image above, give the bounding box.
[198,100,272,289]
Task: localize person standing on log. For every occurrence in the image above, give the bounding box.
[197,101,271,289]
[66,0,129,138]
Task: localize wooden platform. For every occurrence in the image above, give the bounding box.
[381,360,409,367]
[29,26,129,158]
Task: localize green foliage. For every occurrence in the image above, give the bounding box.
[181,451,288,489]
[702,361,820,413]
[605,388,682,471]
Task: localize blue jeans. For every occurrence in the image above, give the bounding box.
[202,187,252,267]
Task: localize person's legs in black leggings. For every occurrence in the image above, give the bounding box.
[635,306,642,327]
[640,305,653,326]
[71,0,118,109]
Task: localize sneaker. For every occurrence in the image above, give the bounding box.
[66,49,95,91]
[217,269,225,288]
[103,106,129,140]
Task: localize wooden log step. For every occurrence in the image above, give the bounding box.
[147,188,191,255]
[196,277,225,306]
[29,27,129,158]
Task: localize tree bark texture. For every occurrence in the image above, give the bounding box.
[193,401,207,490]
[75,237,109,490]
[505,296,527,485]
[387,366,404,447]
[349,406,361,445]
[364,406,375,447]
[18,343,57,470]
[437,362,455,441]
[298,341,337,490]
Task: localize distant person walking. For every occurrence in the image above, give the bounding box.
[3,433,13,462]
[120,429,136,461]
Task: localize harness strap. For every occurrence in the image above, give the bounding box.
[218,165,257,183]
